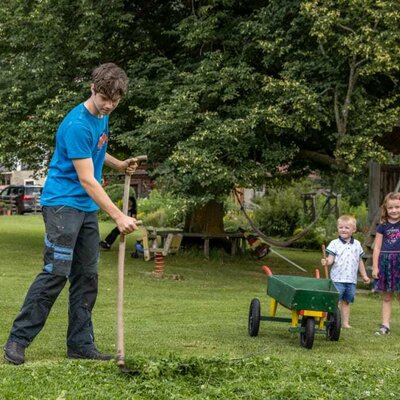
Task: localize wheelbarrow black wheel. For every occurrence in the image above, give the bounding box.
[326,307,341,341]
[300,317,315,349]
[248,298,261,337]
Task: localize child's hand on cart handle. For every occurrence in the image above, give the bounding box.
[321,244,330,279]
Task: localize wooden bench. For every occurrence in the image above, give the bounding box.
[148,230,246,258]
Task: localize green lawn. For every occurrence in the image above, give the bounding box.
[0,215,399,399]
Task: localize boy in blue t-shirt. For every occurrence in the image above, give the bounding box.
[4,63,139,365]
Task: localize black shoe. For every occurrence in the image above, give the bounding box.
[99,241,111,250]
[67,347,113,361]
[3,340,26,365]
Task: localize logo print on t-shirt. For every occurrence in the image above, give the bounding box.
[385,227,400,246]
[97,132,108,150]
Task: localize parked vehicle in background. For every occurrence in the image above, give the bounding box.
[0,185,43,214]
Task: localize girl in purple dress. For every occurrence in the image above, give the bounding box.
[372,192,400,335]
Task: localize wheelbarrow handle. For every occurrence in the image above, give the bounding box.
[322,244,329,279]
[262,265,273,276]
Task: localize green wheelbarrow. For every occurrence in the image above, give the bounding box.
[248,266,341,349]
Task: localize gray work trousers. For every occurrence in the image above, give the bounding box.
[8,206,101,352]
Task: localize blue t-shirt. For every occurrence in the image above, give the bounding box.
[41,103,109,212]
[377,222,400,252]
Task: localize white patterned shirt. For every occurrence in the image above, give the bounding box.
[325,237,365,284]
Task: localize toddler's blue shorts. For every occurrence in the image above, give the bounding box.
[333,282,356,303]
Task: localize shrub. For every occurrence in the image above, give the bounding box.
[138,190,187,228]
[105,183,136,202]
[223,210,251,232]
[248,180,368,250]
[98,183,136,221]
[222,195,251,232]
[252,182,309,237]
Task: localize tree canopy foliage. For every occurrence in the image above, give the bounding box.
[1,0,399,206]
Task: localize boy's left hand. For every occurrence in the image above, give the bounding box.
[362,276,370,285]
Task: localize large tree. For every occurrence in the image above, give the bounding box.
[1,0,399,233]
[122,0,400,232]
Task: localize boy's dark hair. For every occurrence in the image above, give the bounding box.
[91,63,128,100]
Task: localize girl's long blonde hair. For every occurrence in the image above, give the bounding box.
[380,192,400,223]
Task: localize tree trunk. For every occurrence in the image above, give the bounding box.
[184,200,224,234]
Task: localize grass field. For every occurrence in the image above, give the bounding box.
[1,215,400,399]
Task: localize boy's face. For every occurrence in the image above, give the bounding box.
[337,221,355,240]
[90,84,121,116]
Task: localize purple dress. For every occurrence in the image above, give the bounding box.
[375,222,400,292]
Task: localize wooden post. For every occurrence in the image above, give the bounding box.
[368,161,380,226]
[204,238,210,258]
[116,174,131,369]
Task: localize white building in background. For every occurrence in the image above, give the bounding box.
[0,162,45,189]
[242,187,266,208]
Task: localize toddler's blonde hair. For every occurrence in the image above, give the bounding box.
[337,214,357,230]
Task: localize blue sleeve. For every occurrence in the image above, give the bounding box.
[65,121,93,159]
[376,224,385,235]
